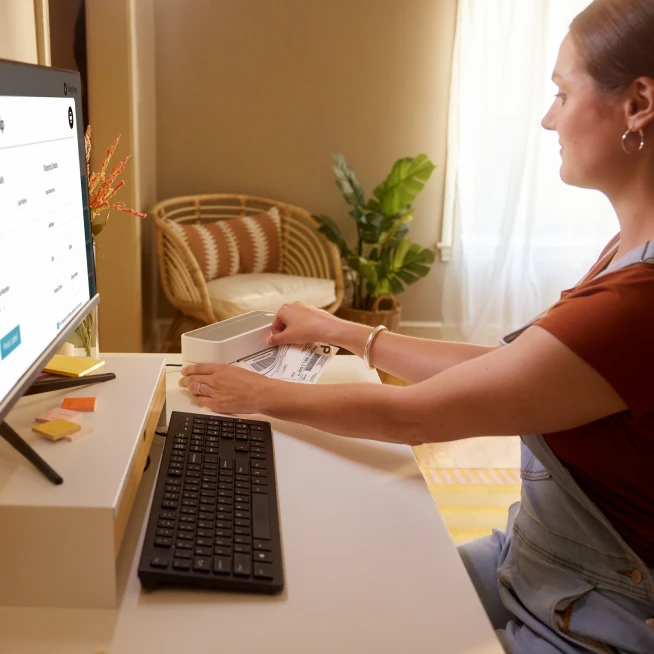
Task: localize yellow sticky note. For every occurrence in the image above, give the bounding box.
[32,419,82,441]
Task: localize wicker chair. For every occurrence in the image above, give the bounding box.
[151,194,344,351]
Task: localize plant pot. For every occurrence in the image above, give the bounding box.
[336,295,401,332]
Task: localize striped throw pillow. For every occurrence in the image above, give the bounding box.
[170,207,282,281]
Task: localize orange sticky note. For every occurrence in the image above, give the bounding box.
[62,397,96,412]
[32,419,82,441]
[36,408,83,424]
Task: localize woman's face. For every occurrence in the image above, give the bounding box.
[542,33,629,192]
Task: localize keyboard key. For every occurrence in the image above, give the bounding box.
[235,519,250,528]
[215,538,231,547]
[254,550,273,563]
[214,547,231,557]
[234,544,251,554]
[234,553,251,577]
[234,511,250,520]
[215,529,232,538]
[195,547,212,557]
[175,540,193,549]
[234,535,251,545]
[251,461,266,469]
[177,523,195,532]
[206,447,218,455]
[189,452,203,465]
[160,511,176,520]
[252,486,267,494]
[213,557,231,574]
[150,556,169,568]
[177,531,194,540]
[162,500,178,509]
[154,537,172,548]
[174,549,192,559]
[173,558,192,571]
[253,539,272,551]
[197,520,214,529]
[234,527,251,536]
[253,563,274,579]
[204,454,218,463]
[179,515,195,523]
[158,520,175,529]
[197,529,214,539]
[156,528,174,538]
[193,557,211,573]
[219,457,233,470]
[252,494,271,539]
[195,538,212,548]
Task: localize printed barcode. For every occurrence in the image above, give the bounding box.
[304,352,320,372]
[251,352,278,373]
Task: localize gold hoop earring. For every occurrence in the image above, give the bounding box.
[621,128,645,154]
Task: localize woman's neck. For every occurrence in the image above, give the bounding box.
[607,166,654,260]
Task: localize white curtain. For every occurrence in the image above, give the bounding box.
[441,0,617,345]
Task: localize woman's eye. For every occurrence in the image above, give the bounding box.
[555,92,567,104]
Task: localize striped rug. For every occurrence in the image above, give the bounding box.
[423,468,521,546]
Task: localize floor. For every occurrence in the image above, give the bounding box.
[378,371,522,546]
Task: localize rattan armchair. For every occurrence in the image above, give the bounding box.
[151,194,344,351]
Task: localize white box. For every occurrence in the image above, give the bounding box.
[0,357,166,608]
[181,310,277,368]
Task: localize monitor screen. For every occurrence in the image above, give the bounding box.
[0,59,98,425]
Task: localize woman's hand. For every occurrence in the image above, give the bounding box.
[179,363,276,415]
[268,301,344,346]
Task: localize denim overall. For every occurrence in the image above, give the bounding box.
[459,242,654,653]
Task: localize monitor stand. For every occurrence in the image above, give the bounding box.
[0,373,116,485]
[0,421,63,485]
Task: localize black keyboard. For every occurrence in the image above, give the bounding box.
[137,411,284,594]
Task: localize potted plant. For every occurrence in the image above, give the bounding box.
[314,154,436,330]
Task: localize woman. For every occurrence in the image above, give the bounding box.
[180,0,654,651]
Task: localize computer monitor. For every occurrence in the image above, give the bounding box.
[0,58,99,483]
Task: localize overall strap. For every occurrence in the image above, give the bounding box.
[501,240,653,345]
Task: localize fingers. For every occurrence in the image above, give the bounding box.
[178,373,216,392]
[181,363,225,377]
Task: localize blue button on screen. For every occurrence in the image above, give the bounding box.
[0,325,21,360]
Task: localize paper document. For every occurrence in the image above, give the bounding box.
[235,343,338,383]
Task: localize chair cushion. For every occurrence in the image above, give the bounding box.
[206,273,337,318]
[170,207,281,281]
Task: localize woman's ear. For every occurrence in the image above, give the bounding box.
[626,77,654,131]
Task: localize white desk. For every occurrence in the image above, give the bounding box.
[0,354,502,653]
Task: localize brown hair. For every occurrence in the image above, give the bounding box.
[570,0,654,93]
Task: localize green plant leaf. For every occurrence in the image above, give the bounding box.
[373,154,436,215]
[359,212,384,244]
[314,214,353,257]
[332,154,365,208]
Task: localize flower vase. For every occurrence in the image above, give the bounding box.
[62,305,100,358]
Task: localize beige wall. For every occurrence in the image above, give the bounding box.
[0,0,38,63]
[155,0,456,323]
[86,0,157,352]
